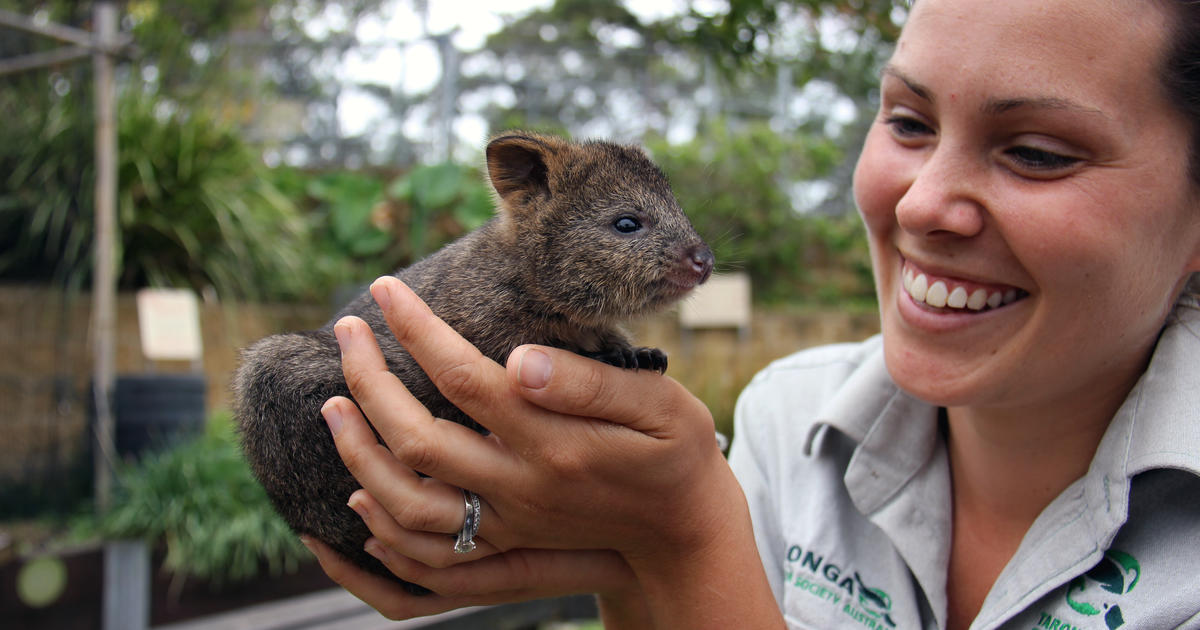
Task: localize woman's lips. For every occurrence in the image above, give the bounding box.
[901,260,1028,312]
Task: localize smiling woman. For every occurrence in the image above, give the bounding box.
[280,1,1200,629]
[847,1,1200,625]
[855,0,1200,418]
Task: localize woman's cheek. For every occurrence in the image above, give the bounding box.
[853,137,906,236]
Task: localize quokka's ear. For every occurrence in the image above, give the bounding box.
[485,133,559,214]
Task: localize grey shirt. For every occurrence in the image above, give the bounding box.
[729,301,1200,630]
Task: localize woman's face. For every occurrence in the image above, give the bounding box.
[853,0,1200,413]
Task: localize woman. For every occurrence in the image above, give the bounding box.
[304,0,1200,627]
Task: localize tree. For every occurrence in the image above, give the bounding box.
[0,0,385,298]
[2,0,900,303]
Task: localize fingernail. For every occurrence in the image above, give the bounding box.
[347,495,368,519]
[321,400,343,436]
[364,538,386,560]
[370,277,392,311]
[333,319,352,348]
[299,535,316,554]
[517,348,552,390]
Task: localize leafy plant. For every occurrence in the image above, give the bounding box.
[0,78,97,292]
[388,162,495,261]
[0,87,311,300]
[301,171,387,259]
[646,120,874,305]
[116,93,311,299]
[265,161,497,298]
[77,412,309,585]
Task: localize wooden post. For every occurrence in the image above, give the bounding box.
[92,0,119,514]
[92,6,147,629]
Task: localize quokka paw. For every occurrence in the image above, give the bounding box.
[586,346,668,374]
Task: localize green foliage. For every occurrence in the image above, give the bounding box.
[78,412,310,584]
[388,162,495,261]
[646,121,875,305]
[264,128,872,306]
[2,0,890,307]
[0,87,310,299]
[307,171,390,258]
[117,93,310,299]
[0,0,323,299]
[0,79,95,292]
[260,161,496,299]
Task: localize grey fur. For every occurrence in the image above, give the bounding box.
[232,132,713,593]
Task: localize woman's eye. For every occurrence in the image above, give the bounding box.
[613,216,642,233]
[885,115,933,138]
[1003,146,1082,173]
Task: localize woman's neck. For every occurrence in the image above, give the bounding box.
[941,387,1128,630]
[945,400,1112,526]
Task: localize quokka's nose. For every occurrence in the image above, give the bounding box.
[689,245,715,284]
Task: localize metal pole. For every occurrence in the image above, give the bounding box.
[104,540,149,630]
[434,32,458,162]
[92,0,119,514]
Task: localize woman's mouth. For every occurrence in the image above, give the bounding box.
[901,262,1028,312]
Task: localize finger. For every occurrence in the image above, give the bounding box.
[322,396,482,533]
[306,535,613,618]
[299,536,461,620]
[331,315,509,485]
[508,344,713,437]
[365,543,633,600]
[367,276,537,436]
[349,488,500,568]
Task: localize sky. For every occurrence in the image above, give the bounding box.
[298,0,870,173]
[320,0,697,143]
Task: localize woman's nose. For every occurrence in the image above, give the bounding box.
[894,144,986,239]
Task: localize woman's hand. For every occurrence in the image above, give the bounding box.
[324,275,781,628]
[300,530,640,622]
[329,276,732,554]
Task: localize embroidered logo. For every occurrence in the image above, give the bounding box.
[784,544,898,628]
[1037,549,1141,630]
[1065,550,1140,629]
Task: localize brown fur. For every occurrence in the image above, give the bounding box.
[232,132,713,593]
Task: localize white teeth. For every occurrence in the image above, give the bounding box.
[966,288,988,310]
[925,281,949,308]
[947,286,968,309]
[903,268,1020,312]
[910,273,929,301]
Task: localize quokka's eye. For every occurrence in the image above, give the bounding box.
[613,216,642,233]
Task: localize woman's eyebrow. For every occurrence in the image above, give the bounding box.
[982,96,1109,119]
[882,63,1110,120]
[881,63,934,103]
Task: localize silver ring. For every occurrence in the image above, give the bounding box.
[453,489,481,554]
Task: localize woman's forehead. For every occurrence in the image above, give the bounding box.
[892,0,1172,114]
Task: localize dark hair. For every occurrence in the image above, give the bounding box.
[1162,0,1200,186]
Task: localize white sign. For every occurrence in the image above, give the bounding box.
[678,272,752,330]
[136,288,203,361]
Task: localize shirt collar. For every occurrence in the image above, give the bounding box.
[806,299,1200,517]
[804,338,941,516]
[1111,301,1200,479]
[1082,300,1200,540]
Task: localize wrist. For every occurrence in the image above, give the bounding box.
[620,460,783,629]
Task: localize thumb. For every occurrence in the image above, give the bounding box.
[506,345,709,436]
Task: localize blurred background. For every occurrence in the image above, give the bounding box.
[1,0,899,627]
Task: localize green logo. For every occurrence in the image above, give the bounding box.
[784,545,898,628]
[1065,550,1140,630]
[854,572,896,628]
